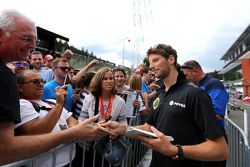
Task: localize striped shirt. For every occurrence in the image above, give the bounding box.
[72,90,89,119]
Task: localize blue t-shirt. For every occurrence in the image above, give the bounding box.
[42,80,73,111]
[38,69,54,83]
[197,75,229,126]
[142,80,153,109]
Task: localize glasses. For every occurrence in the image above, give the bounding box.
[21,79,45,86]
[19,36,40,45]
[56,67,71,72]
[12,61,28,67]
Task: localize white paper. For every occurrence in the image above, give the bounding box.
[126,127,174,141]
[120,90,145,117]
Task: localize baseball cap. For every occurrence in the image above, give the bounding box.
[44,54,54,62]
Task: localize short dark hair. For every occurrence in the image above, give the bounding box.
[112,67,126,77]
[52,57,68,67]
[81,72,96,88]
[140,67,151,76]
[29,50,42,59]
[147,44,178,66]
[16,70,37,84]
[181,60,202,70]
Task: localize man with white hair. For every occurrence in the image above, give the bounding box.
[0,9,103,165]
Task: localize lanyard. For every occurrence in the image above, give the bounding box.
[99,96,112,121]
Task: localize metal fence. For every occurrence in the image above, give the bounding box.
[4,103,250,167]
[2,143,75,167]
[225,117,250,167]
[2,114,149,167]
[225,99,250,167]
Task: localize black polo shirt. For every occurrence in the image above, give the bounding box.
[0,59,20,123]
[146,73,224,167]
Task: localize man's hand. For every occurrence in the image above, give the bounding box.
[137,126,177,157]
[62,49,73,60]
[72,93,80,102]
[76,115,104,141]
[89,59,99,67]
[149,83,160,91]
[132,99,140,109]
[55,85,68,105]
[101,121,128,135]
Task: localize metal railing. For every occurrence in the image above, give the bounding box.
[5,102,250,167]
[225,99,250,167]
[2,143,75,167]
[3,114,149,167]
[225,117,250,167]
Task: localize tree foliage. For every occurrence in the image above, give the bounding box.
[143,57,149,67]
[207,70,242,81]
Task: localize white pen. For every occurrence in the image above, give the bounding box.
[63,73,68,85]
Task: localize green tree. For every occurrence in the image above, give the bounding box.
[143,57,149,67]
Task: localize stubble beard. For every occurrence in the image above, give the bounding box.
[158,68,170,80]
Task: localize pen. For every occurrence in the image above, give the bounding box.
[105,116,112,122]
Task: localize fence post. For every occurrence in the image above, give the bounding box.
[243,109,248,138]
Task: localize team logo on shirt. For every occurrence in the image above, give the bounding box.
[153,97,160,110]
[169,100,186,108]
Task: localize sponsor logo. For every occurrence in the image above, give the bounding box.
[153,97,160,110]
[169,100,186,108]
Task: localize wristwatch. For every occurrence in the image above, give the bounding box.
[176,145,184,160]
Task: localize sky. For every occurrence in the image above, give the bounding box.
[1,0,250,72]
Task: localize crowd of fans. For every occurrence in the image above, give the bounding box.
[1,9,229,167]
[6,44,158,166]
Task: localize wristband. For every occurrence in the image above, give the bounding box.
[176,145,184,160]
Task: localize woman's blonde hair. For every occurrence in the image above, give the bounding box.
[129,74,142,91]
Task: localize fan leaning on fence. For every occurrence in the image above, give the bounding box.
[0,9,105,166]
[15,70,78,167]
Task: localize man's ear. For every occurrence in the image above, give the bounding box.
[52,66,56,72]
[168,55,175,65]
[192,68,198,74]
[18,85,23,93]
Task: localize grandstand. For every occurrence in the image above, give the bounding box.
[36,26,131,73]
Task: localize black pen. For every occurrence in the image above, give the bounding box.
[105,116,112,122]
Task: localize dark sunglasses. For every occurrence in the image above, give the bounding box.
[21,79,45,86]
[57,67,70,72]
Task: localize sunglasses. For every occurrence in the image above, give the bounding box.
[21,79,45,86]
[12,61,28,67]
[57,67,71,72]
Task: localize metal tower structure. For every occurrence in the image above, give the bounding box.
[132,0,153,68]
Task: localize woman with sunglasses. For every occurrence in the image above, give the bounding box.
[16,70,78,167]
[78,67,128,167]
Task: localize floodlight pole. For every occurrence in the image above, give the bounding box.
[122,37,130,67]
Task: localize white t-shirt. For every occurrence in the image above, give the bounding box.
[15,99,75,167]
